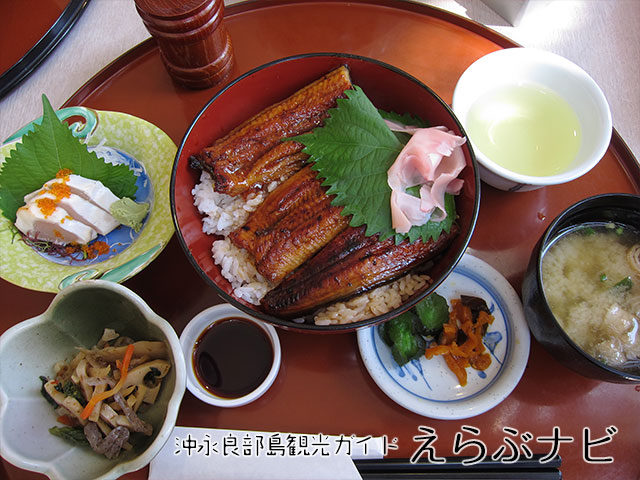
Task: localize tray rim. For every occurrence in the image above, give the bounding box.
[61,0,640,190]
[0,0,92,100]
[4,2,639,478]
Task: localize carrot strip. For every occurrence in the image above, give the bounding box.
[80,344,135,420]
[444,353,467,386]
[57,415,75,426]
[425,299,495,386]
[425,344,451,359]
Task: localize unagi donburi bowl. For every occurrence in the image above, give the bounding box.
[522,193,640,383]
[171,53,480,332]
[0,280,187,480]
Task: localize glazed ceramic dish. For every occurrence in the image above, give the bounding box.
[357,253,530,419]
[0,107,176,293]
[171,52,480,332]
[0,280,186,480]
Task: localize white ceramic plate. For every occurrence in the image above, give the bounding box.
[180,303,281,408]
[357,253,530,419]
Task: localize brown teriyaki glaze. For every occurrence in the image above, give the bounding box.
[193,317,273,398]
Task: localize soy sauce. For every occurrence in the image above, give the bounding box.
[193,317,273,398]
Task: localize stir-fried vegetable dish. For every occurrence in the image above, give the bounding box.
[40,329,171,459]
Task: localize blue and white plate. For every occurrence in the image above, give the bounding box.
[357,253,530,419]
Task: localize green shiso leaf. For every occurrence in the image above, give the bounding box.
[293,86,456,243]
[378,109,430,128]
[0,95,137,223]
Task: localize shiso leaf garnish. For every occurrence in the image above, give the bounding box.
[293,86,456,244]
[0,95,138,223]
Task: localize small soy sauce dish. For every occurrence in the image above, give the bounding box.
[180,303,281,407]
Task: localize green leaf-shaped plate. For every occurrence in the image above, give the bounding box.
[0,108,176,292]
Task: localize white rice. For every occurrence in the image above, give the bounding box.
[192,171,266,236]
[192,171,430,324]
[192,171,271,304]
[211,238,271,305]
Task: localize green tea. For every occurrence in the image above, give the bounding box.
[466,82,582,177]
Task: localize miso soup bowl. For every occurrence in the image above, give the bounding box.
[522,193,640,383]
[452,47,612,192]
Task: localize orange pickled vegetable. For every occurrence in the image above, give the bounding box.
[444,353,467,386]
[425,344,451,358]
[424,298,494,386]
[470,353,492,371]
[80,343,135,420]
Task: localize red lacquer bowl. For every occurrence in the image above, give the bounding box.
[170,53,480,332]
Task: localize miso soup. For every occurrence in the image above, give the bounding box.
[541,222,640,373]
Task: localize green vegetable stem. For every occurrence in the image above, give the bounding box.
[49,426,89,446]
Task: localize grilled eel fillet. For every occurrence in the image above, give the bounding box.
[229,165,350,283]
[261,224,460,317]
[224,141,309,196]
[189,65,353,195]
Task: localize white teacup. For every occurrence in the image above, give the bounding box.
[452,47,612,192]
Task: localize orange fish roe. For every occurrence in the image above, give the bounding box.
[56,168,73,179]
[92,241,110,256]
[35,197,58,217]
[48,181,71,199]
[33,171,73,217]
[81,240,110,259]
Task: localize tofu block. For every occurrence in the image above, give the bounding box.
[33,192,120,235]
[15,203,97,245]
[24,174,120,213]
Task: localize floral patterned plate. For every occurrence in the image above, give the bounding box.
[0,107,176,292]
[357,253,530,419]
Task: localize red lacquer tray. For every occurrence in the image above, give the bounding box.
[2,1,639,479]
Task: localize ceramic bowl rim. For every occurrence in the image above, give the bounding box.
[534,193,640,382]
[452,47,612,187]
[179,303,281,407]
[0,279,187,480]
[170,52,480,333]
